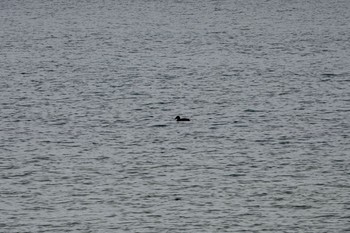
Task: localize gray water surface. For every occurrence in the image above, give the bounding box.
[1,0,350,232]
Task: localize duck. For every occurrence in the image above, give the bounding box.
[175,116,190,121]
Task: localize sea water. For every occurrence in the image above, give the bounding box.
[1,0,349,232]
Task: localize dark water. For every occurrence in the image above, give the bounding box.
[1,0,349,232]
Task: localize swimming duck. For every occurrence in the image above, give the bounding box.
[175,116,190,121]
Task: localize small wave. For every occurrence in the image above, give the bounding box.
[175,147,187,150]
[243,109,264,113]
[227,173,246,177]
[151,124,167,128]
[321,73,337,77]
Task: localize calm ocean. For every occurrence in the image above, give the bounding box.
[1,0,349,232]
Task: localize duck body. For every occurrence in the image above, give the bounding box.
[175,116,190,121]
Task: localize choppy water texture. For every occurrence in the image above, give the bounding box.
[1,0,350,232]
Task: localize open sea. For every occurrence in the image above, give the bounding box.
[1,0,349,232]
